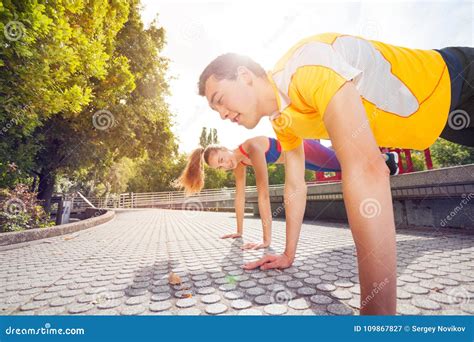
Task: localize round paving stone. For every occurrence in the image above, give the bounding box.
[335,271,354,278]
[310,295,333,305]
[276,275,292,282]
[321,274,338,282]
[97,299,122,309]
[349,286,361,295]
[418,281,445,291]
[151,293,171,302]
[396,289,412,300]
[205,303,228,315]
[254,295,272,305]
[347,297,361,309]
[258,278,274,285]
[411,298,441,310]
[404,285,430,295]
[33,292,57,301]
[286,280,303,289]
[293,272,309,279]
[149,301,172,312]
[194,280,212,288]
[246,287,266,296]
[125,296,148,305]
[20,301,47,311]
[201,294,221,304]
[288,298,310,310]
[327,304,353,315]
[334,280,354,288]
[120,305,146,315]
[50,297,75,307]
[435,278,460,286]
[231,299,252,310]
[304,277,321,285]
[238,308,263,315]
[214,278,230,285]
[330,290,352,300]
[397,303,421,315]
[297,287,317,296]
[309,269,325,276]
[197,287,215,295]
[68,303,94,314]
[239,280,257,289]
[37,307,66,315]
[317,284,336,292]
[219,284,237,291]
[178,308,201,315]
[192,274,208,281]
[176,298,197,308]
[428,292,455,304]
[224,291,244,300]
[264,304,288,315]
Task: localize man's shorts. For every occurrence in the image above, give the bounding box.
[435,46,474,147]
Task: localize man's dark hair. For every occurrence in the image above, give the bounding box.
[198,53,266,96]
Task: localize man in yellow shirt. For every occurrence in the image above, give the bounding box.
[198,33,473,315]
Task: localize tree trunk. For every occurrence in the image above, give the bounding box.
[37,168,56,213]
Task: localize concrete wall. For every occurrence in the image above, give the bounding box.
[247,164,474,230]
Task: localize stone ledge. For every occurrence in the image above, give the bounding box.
[0,209,115,246]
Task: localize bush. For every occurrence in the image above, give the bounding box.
[0,184,54,232]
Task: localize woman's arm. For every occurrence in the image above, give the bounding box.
[221,163,246,239]
[241,141,272,250]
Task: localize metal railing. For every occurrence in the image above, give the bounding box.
[54,184,287,209]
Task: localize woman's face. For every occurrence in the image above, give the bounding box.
[207,149,237,170]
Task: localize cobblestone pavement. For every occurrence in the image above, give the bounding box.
[1,209,473,316]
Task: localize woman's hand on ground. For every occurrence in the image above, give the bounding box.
[220,233,242,239]
[241,241,270,250]
[241,253,293,270]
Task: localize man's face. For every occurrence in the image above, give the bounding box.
[204,67,262,129]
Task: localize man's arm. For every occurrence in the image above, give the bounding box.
[243,142,306,269]
[241,143,272,250]
[323,81,397,315]
[221,164,245,239]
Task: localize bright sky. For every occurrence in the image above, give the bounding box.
[140,0,473,154]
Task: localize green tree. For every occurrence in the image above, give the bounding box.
[431,138,474,168]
